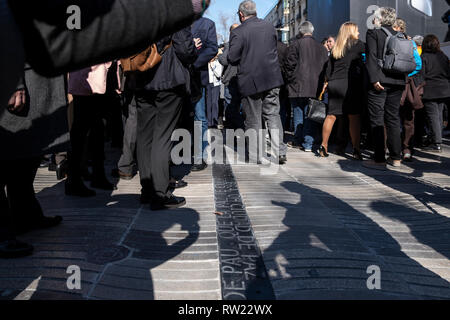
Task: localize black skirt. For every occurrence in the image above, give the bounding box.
[327,78,363,116]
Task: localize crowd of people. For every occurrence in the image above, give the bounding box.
[1,0,449,259]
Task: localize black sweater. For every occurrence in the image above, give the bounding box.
[326,40,365,81]
[422,51,450,100]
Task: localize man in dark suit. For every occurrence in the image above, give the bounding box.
[135,27,198,210]
[191,17,219,171]
[285,21,329,152]
[228,0,287,164]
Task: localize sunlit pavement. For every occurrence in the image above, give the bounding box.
[1,133,449,300]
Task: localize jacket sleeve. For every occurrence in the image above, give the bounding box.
[366,29,382,84]
[285,42,299,83]
[173,27,198,66]
[9,0,201,77]
[218,44,229,67]
[408,42,422,77]
[228,30,243,65]
[325,58,332,81]
[193,21,219,69]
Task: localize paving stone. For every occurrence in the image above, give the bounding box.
[4,137,449,300]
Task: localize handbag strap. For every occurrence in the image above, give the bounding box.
[319,84,327,101]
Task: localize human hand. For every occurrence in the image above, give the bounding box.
[7,89,26,113]
[373,82,385,91]
[194,38,202,50]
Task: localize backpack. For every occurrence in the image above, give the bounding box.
[120,42,172,74]
[378,27,416,75]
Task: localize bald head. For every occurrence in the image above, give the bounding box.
[230,24,239,32]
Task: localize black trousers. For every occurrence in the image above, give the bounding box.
[68,95,107,182]
[135,87,184,200]
[0,157,43,241]
[424,100,445,145]
[117,97,137,175]
[367,85,404,162]
[206,84,220,127]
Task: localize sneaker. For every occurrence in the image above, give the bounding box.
[279,155,287,165]
[363,160,387,171]
[387,157,401,167]
[402,152,413,162]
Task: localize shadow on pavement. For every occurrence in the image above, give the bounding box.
[0,176,200,300]
[263,180,450,299]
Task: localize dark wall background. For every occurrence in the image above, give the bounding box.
[308,0,449,42]
[307,0,350,41]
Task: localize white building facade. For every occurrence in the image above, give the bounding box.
[264,0,308,43]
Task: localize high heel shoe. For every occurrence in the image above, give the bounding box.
[319,145,329,158]
[353,149,363,161]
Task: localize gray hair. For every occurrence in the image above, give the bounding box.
[374,7,397,26]
[413,35,424,46]
[239,0,257,17]
[299,21,314,35]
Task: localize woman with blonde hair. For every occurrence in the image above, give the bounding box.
[319,22,366,159]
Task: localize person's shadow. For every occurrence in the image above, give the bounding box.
[261,180,450,299]
[371,201,450,261]
[0,175,200,300]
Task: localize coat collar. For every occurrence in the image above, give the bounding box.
[242,16,258,24]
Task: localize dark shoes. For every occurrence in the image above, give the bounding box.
[279,155,287,165]
[0,240,33,259]
[387,157,402,167]
[353,149,363,161]
[40,158,51,168]
[422,144,442,153]
[50,159,69,180]
[65,180,97,197]
[151,195,186,211]
[169,179,188,189]
[15,216,63,235]
[191,162,208,172]
[363,160,388,171]
[111,168,134,180]
[319,145,329,158]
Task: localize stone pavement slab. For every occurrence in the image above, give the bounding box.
[0,160,221,300]
[1,135,450,300]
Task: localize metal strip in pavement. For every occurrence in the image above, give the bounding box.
[212,163,275,300]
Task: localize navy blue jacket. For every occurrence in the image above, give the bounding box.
[228,16,284,97]
[191,17,219,87]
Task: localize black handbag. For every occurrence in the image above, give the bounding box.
[306,87,327,124]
